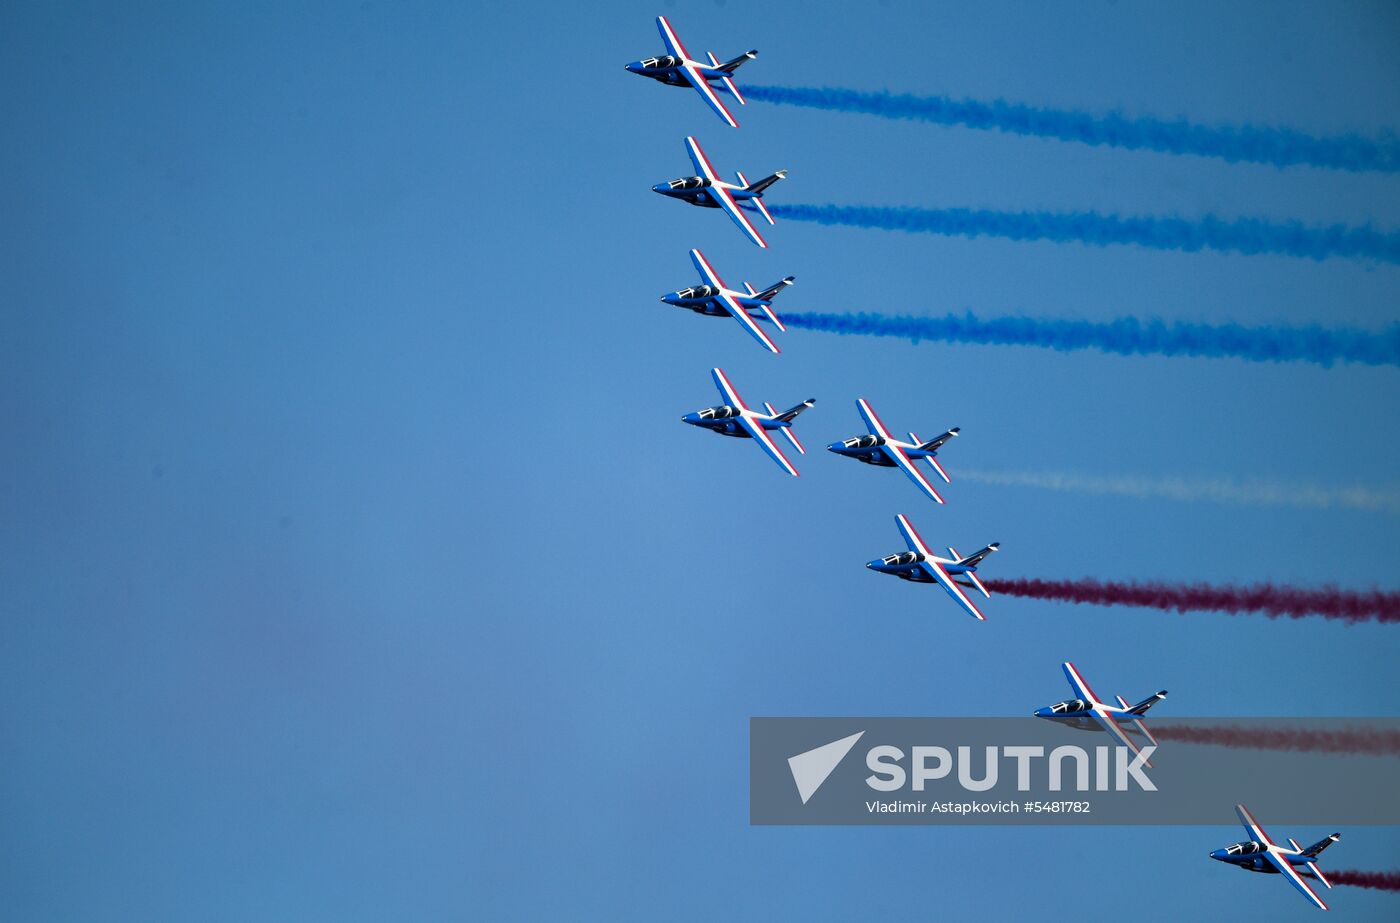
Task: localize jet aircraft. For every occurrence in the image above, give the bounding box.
[1033,662,1167,767]
[652,137,787,248]
[865,514,998,620]
[828,399,960,504]
[1210,804,1340,911]
[661,249,793,353]
[624,16,756,128]
[681,368,813,477]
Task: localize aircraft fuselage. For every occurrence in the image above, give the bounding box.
[866,551,975,584]
[828,436,902,467]
[1209,842,1310,874]
[682,405,762,437]
[652,177,725,207]
[625,56,685,83]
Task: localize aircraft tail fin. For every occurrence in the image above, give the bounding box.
[1303,834,1340,859]
[768,399,814,425]
[765,400,813,455]
[752,276,795,302]
[1126,691,1168,716]
[744,170,787,196]
[716,50,757,74]
[734,170,777,224]
[916,427,960,453]
[955,543,1000,569]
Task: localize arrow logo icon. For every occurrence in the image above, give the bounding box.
[787,731,865,804]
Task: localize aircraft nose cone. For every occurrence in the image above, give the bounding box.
[625,62,641,73]
[865,560,879,570]
[1033,707,1051,718]
[681,412,700,425]
[1209,849,1227,862]
[826,442,842,453]
[651,183,669,194]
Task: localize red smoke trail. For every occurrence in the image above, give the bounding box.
[1152,725,1400,756]
[1329,870,1400,892]
[983,577,1400,625]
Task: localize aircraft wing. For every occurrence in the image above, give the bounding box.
[736,412,798,477]
[687,251,778,353]
[1091,709,1151,767]
[718,291,779,352]
[1128,717,1158,746]
[922,557,988,620]
[655,16,691,60]
[683,142,766,246]
[710,368,795,475]
[711,366,748,410]
[892,515,984,619]
[689,248,725,288]
[1235,803,1274,844]
[654,20,739,127]
[885,443,946,504]
[681,66,739,127]
[1232,804,1330,908]
[855,399,893,439]
[685,136,720,182]
[894,513,931,557]
[1263,851,1330,910]
[1062,662,1102,707]
[1233,805,1328,909]
[707,184,768,248]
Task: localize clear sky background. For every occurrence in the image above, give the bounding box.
[3,1,1399,919]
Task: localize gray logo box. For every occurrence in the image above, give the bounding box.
[751,718,1400,825]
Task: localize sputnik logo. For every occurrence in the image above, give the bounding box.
[788,732,865,804]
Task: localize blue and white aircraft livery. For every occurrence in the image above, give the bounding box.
[1210,804,1341,911]
[865,514,999,620]
[828,399,960,504]
[624,16,756,128]
[652,137,787,248]
[1033,662,1168,767]
[681,368,814,477]
[661,249,794,354]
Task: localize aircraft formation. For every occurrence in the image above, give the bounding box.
[628,16,1345,911]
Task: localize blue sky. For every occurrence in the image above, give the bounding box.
[3,1,1399,919]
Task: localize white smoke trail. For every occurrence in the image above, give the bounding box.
[958,468,1400,514]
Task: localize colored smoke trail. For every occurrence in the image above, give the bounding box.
[982,578,1400,625]
[1330,871,1400,892]
[781,311,1400,369]
[1151,725,1400,757]
[956,468,1400,514]
[745,85,1400,173]
[768,204,1400,264]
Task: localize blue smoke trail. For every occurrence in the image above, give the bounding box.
[782,311,1400,369]
[769,204,1400,264]
[745,85,1400,173]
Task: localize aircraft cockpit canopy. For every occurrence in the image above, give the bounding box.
[1226,841,1265,855]
[698,406,738,420]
